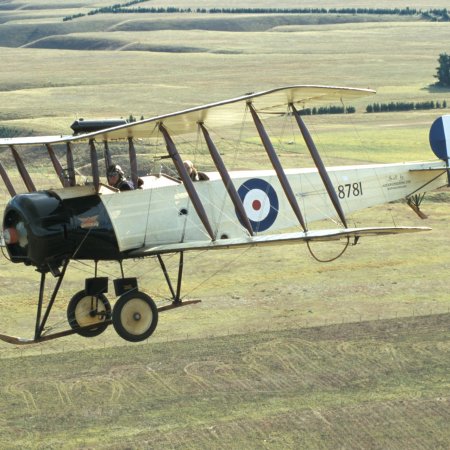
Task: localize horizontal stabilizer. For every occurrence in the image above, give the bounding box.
[128,226,431,257]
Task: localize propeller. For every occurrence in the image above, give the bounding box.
[3,219,28,248]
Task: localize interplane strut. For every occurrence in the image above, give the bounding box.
[248,102,308,232]
[89,139,100,192]
[290,104,348,228]
[199,123,254,236]
[46,143,68,187]
[0,160,16,197]
[128,137,139,188]
[159,123,216,240]
[66,142,76,187]
[10,145,36,192]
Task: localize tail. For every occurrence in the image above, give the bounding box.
[429,115,450,186]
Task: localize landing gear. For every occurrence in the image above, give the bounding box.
[112,291,158,342]
[0,254,200,345]
[67,290,111,337]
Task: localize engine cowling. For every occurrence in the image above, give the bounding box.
[3,191,120,270]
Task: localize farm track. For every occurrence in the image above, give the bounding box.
[0,313,449,448]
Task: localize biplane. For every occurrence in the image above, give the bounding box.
[0,85,448,345]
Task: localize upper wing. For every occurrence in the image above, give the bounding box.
[0,85,375,147]
[127,226,429,257]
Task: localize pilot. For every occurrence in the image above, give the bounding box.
[107,164,135,191]
[183,160,209,181]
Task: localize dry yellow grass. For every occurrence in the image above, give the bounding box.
[0,3,450,448]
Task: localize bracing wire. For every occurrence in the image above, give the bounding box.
[306,236,350,263]
[180,246,253,300]
[343,105,398,228]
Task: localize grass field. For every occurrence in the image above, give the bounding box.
[0,6,449,132]
[1,315,450,449]
[0,1,450,448]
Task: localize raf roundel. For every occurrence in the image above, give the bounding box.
[237,178,279,232]
[429,115,450,161]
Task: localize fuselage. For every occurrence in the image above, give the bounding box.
[2,160,446,270]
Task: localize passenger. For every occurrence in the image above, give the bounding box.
[183,160,209,181]
[183,160,197,181]
[107,164,135,191]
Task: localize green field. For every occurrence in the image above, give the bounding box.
[1,314,450,449]
[0,1,450,448]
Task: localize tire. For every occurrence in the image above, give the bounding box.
[67,290,111,338]
[112,291,158,342]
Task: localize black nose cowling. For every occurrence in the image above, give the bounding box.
[3,191,120,270]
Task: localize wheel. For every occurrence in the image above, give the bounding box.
[67,290,111,337]
[112,291,158,342]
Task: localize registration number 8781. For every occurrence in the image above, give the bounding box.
[337,182,363,199]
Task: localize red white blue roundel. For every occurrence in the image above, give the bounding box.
[237,178,279,232]
[429,115,450,161]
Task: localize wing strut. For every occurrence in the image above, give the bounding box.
[159,123,216,241]
[89,139,100,192]
[0,160,17,197]
[290,104,348,228]
[249,103,308,232]
[104,141,113,169]
[46,144,68,187]
[10,145,36,192]
[66,142,76,186]
[128,137,139,188]
[199,123,254,236]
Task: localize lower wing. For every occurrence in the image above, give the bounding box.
[128,226,430,257]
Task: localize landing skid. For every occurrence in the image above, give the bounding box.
[0,251,199,346]
[0,300,201,346]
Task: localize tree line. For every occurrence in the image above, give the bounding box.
[63,5,449,21]
[366,100,447,113]
[298,106,356,116]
